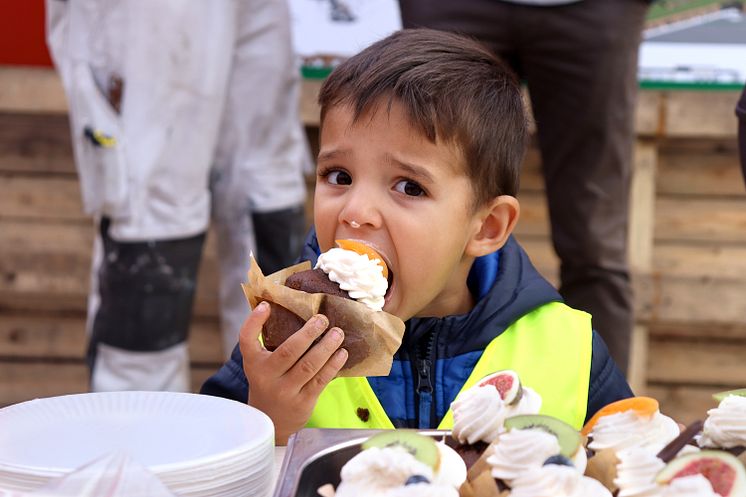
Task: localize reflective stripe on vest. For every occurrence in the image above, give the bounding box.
[306,301,592,431]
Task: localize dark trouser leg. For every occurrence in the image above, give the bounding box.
[738,87,746,185]
[516,1,648,375]
[87,217,205,391]
[398,0,649,374]
[252,205,307,274]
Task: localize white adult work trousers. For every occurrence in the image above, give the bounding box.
[46,0,308,392]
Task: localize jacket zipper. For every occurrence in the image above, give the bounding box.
[415,328,436,428]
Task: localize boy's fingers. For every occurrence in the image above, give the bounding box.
[238,301,271,356]
[286,327,345,386]
[269,314,330,371]
[301,347,348,400]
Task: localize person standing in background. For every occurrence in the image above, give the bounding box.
[398,0,651,375]
[738,86,746,185]
[46,0,309,392]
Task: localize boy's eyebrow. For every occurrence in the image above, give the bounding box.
[317,149,351,162]
[385,154,436,184]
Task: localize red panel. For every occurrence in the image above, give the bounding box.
[0,0,53,67]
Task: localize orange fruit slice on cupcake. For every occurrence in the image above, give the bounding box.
[335,239,388,280]
[581,396,659,436]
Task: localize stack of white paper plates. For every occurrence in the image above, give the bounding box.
[0,392,274,497]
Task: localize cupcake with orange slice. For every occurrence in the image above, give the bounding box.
[243,239,405,377]
[582,397,681,495]
[583,397,680,454]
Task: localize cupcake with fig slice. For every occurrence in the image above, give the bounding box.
[446,370,542,468]
[243,239,405,377]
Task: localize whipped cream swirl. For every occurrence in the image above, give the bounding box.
[386,483,459,497]
[697,395,746,449]
[588,410,679,453]
[315,247,388,311]
[335,445,464,497]
[451,385,542,445]
[656,475,719,497]
[487,428,560,486]
[509,465,612,497]
[452,385,504,444]
[614,447,665,497]
[335,447,434,497]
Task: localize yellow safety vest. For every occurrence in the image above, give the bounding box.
[306,301,592,431]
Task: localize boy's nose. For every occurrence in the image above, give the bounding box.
[338,193,382,230]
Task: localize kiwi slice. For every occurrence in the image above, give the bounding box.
[504,414,581,458]
[712,388,746,403]
[361,430,440,470]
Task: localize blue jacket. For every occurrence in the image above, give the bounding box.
[200,231,632,427]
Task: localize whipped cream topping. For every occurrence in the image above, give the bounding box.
[386,483,459,497]
[656,475,719,497]
[451,385,542,445]
[315,247,388,311]
[335,447,434,497]
[697,395,746,449]
[452,385,504,444]
[509,465,612,497]
[486,428,561,486]
[335,444,465,497]
[588,410,679,453]
[614,447,665,497]
[434,441,467,488]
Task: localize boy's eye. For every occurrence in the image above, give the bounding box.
[394,180,425,197]
[326,170,352,185]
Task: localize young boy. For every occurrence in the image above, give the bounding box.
[201,29,632,444]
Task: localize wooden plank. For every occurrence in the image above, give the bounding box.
[0,66,68,114]
[656,138,743,196]
[627,140,657,392]
[0,313,224,364]
[663,90,742,138]
[650,322,746,341]
[645,383,720,426]
[0,220,220,317]
[635,90,661,137]
[0,112,75,174]
[655,196,746,243]
[647,336,746,386]
[636,273,746,326]
[0,175,85,221]
[0,362,223,408]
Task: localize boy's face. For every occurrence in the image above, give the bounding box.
[314,101,486,320]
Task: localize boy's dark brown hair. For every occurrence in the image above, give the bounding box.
[318,28,528,206]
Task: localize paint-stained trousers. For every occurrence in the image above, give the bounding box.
[47,0,308,391]
[398,0,649,374]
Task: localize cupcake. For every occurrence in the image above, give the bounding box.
[243,239,405,376]
[449,370,542,468]
[508,464,611,497]
[697,392,746,451]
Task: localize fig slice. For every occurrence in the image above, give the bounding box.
[656,450,746,497]
[478,369,522,405]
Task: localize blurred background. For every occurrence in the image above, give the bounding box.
[1,0,746,424]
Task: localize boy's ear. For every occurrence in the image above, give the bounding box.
[466,195,520,257]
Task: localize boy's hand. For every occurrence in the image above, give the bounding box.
[239,301,348,445]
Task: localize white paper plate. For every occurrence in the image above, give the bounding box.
[0,391,273,476]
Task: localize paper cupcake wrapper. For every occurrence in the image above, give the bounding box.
[243,256,405,377]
